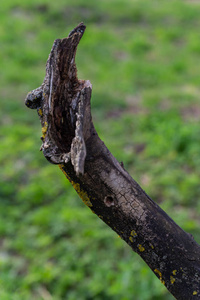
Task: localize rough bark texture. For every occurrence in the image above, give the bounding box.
[25,23,200,300]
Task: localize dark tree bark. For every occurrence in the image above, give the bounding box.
[25,23,200,300]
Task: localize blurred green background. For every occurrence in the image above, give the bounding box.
[1,0,200,299]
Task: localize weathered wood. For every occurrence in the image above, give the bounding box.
[25,23,200,300]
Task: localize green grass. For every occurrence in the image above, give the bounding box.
[1,0,200,299]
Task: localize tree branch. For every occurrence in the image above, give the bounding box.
[25,23,200,300]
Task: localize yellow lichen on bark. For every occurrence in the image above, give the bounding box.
[138,244,145,252]
[170,276,175,284]
[41,122,48,139]
[193,291,198,296]
[129,229,137,242]
[129,236,133,242]
[149,243,154,249]
[59,164,92,207]
[130,230,137,237]
[154,269,165,285]
[38,108,43,116]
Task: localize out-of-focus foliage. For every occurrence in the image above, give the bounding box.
[1,0,200,299]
